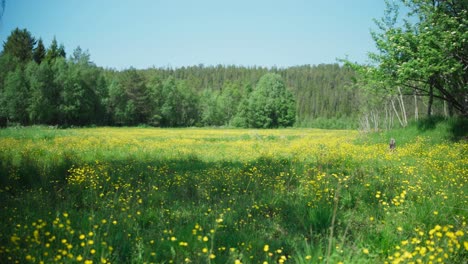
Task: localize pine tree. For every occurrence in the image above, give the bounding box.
[2,28,36,63]
[45,37,66,62]
[33,38,46,64]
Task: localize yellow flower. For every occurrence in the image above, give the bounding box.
[79,234,85,240]
[76,255,83,261]
[363,248,369,254]
[263,244,269,252]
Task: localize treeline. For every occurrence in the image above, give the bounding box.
[0,28,358,128]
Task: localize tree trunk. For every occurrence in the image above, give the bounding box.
[397,87,407,126]
[371,111,379,132]
[443,101,448,118]
[414,91,418,120]
[391,98,404,127]
[385,102,389,130]
[448,102,454,117]
[428,83,434,117]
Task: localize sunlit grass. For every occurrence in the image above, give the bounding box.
[0,127,466,263]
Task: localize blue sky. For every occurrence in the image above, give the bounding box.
[0,0,388,69]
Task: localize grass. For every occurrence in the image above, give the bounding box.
[0,125,466,263]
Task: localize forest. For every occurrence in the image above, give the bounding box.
[0,0,466,129]
[0,33,357,128]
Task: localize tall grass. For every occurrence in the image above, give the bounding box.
[0,126,466,263]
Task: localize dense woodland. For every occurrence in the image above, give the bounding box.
[0,0,466,129]
[0,32,358,128]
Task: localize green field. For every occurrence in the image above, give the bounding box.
[0,127,466,264]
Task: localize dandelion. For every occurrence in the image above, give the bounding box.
[264,244,269,252]
[363,248,369,254]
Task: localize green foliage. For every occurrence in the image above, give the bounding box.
[25,61,58,124]
[200,89,224,126]
[160,77,199,127]
[108,68,153,126]
[33,38,46,64]
[3,67,30,124]
[44,37,66,63]
[235,73,296,128]
[57,50,106,126]
[354,0,467,117]
[0,28,360,128]
[1,28,36,64]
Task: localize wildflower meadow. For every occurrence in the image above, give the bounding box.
[0,126,466,263]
